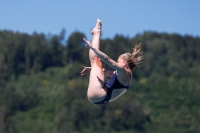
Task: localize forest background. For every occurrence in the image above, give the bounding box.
[0,30,200,133]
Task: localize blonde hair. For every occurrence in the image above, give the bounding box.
[120,43,143,70]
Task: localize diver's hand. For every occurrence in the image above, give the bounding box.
[83,38,93,48]
[80,66,91,76]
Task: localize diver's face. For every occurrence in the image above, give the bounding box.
[118,56,127,66]
[117,56,124,63]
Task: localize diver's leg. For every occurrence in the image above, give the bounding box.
[88,19,102,63]
[87,19,106,102]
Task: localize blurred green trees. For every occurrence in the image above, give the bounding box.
[0,30,199,133]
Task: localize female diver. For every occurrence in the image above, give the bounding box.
[81,19,143,104]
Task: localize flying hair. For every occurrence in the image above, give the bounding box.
[121,42,143,70]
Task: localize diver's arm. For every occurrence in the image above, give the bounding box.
[103,69,114,77]
[83,38,124,71]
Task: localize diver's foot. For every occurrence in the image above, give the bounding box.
[91,19,102,35]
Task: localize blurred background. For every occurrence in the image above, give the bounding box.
[0,1,200,133]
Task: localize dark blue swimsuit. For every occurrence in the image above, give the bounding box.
[93,71,132,104]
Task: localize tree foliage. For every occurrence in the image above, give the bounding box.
[0,30,200,133]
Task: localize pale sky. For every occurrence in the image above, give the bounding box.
[1,0,200,40]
